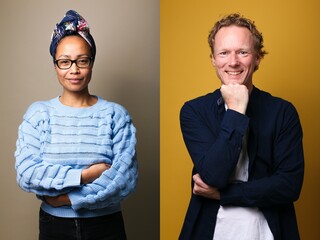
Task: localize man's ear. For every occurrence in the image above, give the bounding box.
[256,55,261,66]
[211,54,216,67]
[254,55,261,71]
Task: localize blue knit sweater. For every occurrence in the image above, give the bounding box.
[15,96,138,218]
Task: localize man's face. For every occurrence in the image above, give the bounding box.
[211,25,260,90]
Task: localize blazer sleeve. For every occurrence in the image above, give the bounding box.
[220,103,304,207]
[180,100,249,189]
[68,107,138,210]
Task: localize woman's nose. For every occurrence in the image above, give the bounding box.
[69,61,80,73]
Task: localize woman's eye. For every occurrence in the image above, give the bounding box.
[78,58,89,65]
[59,60,70,65]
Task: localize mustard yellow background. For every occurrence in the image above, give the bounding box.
[161,0,320,239]
[0,0,159,239]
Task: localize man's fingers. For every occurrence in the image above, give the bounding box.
[193,174,208,188]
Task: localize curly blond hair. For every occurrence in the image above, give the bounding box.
[208,13,268,59]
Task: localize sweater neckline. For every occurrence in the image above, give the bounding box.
[51,96,103,113]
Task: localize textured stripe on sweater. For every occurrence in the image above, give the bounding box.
[15,96,138,218]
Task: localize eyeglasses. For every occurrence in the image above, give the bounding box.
[55,57,93,70]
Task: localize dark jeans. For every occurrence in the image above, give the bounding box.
[39,208,127,240]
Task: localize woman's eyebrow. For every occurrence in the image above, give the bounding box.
[56,54,90,59]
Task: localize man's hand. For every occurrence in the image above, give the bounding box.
[81,163,111,184]
[193,173,220,200]
[44,194,71,207]
[220,84,249,114]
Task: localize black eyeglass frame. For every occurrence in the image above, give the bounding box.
[54,57,93,70]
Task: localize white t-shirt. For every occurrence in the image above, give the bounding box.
[213,206,274,240]
[213,126,274,240]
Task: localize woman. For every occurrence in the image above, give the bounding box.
[15,10,138,240]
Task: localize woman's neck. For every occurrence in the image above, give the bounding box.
[59,91,98,108]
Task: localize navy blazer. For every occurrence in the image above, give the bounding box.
[179,87,304,240]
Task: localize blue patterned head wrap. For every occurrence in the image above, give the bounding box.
[50,10,96,60]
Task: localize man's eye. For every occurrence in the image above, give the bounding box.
[239,51,248,56]
[218,52,227,56]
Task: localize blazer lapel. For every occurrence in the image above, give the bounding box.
[246,87,259,174]
[216,92,225,123]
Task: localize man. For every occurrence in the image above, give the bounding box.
[179,13,304,240]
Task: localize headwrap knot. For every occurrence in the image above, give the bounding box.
[50,10,96,60]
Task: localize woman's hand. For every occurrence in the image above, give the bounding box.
[44,163,111,207]
[81,163,111,184]
[44,194,71,207]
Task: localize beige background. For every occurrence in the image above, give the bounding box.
[2,1,320,239]
[161,0,320,239]
[0,0,159,239]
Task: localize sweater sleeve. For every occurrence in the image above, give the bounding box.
[68,105,138,210]
[15,103,82,196]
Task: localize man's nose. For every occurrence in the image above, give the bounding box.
[229,52,239,66]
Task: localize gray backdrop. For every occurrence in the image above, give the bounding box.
[0,0,159,239]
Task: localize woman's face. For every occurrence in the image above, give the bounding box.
[54,35,93,94]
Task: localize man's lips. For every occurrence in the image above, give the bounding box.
[225,70,243,75]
